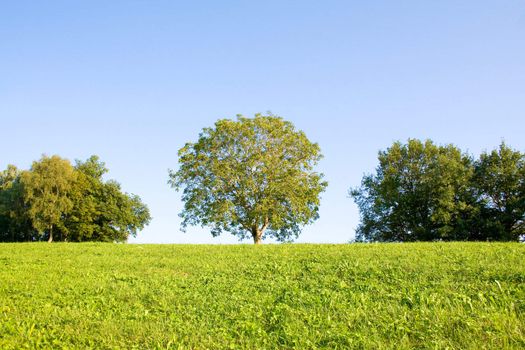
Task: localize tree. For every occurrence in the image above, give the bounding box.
[63,155,151,242]
[473,142,525,241]
[169,114,328,244]
[20,155,77,242]
[350,139,474,242]
[0,165,35,241]
[0,155,150,242]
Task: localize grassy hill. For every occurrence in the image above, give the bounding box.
[0,243,523,349]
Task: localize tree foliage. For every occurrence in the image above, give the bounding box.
[473,143,525,241]
[0,155,150,242]
[351,140,525,242]
[350,139,474,242]
[169,114,327,244]
[0,165,35,241]
[20,155,77,242]
[64,156,152,242]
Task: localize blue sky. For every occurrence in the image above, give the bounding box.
[1,1,524,243]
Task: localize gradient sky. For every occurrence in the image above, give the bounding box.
[1,1,524,243]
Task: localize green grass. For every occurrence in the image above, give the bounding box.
[0,243,524,349]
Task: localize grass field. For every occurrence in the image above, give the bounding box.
[0,243,524,349]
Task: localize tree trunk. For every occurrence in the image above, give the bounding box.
[252,227,262,245]
[251,217,269,244]
[48,225,53,243]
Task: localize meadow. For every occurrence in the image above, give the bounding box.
[0,243,523,349]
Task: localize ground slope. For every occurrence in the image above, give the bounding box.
[0,243,523,349]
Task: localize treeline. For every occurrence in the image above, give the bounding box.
[351,140,525,242]
[1,120,524,244]
[0,155,150,242]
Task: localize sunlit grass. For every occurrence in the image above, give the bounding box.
[0,243,523,349]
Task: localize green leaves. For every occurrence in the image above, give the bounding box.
[0,155,151,242]
[351,139,476,242]
[0,166,35,241]
[473,142,525,240]
[21,155,77,241]
[65,157,151,242]
[169,113,327,243]
[351,140,525,242]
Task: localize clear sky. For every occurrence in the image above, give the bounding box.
[1,1,524,243]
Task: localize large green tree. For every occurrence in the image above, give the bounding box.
[64,156,151,242]
[350,139,475,242]
[20,155,77,242]
[473,142,525,241]
[1,155,150,242]
[0,165,35,241]
[169,114,328,244]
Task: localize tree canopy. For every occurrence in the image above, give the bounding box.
[0,155,151,242]
[350,140,525,242]
[473,143,525,241]
[0,165,35,241]
[21,155,77,242]
[169,114,328,244]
